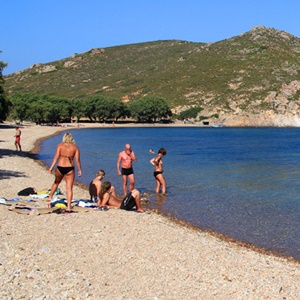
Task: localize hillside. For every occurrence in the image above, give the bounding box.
[4,26,300,126]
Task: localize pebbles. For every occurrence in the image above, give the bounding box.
[1,123,300,299]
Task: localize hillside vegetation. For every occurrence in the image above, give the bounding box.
[4,26,300,126]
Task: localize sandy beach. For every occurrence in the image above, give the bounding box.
[0,122,299,299]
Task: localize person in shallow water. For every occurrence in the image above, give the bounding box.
[48,133,82,211]
[117,143,137,196]
[150,148,167,194]
[98,181,144,213]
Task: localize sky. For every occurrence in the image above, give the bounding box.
[2,0,300,75]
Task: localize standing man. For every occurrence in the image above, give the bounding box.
[14,127,22,151]
[117,144,137,196]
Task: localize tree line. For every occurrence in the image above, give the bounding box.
[9,92,172,124]
[1,57,207,124]
[0,58,172,123]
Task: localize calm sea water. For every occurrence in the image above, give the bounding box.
[38,127,300,260]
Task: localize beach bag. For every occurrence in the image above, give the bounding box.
[18,187,36,196]
[120,193,135,210]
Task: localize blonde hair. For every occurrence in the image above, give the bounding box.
[62,133,75,144]
[97,170,105,177]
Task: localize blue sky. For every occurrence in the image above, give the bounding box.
[2,0,300,75]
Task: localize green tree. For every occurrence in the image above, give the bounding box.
[10,93,38,122]
[11,93,72,124]
[72,98,86,122]
[40,95,72,124]
[94,95,109,122]
[129,96,172,122]
[0,56,10,121]
[107,97,127,121]
[29,100,49,124]
[83,96,99,121]
[95,96,127,122]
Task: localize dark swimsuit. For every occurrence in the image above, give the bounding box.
[121,167,134,176]
[120,193,136,211]
[57,155,74,175]
[57,166,74,175]
[154,171,163,178]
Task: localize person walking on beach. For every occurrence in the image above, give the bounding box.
[14,127,22,151]
[150,148,167,194]
[89,169,117,202]
[48,133,82,212]
[117,144,136,196]
[98,181,144,212]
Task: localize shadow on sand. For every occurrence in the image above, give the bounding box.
[0,123,20,129]
[0,169,27,180]
[0,148,37,180]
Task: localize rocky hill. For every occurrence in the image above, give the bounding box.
[4,26,300,126]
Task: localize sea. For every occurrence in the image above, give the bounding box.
[38,126,300,260]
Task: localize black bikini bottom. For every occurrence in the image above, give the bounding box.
[154,171,163,178]
[57,166,74,175]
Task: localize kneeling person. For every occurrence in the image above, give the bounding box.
[98,181,144,213]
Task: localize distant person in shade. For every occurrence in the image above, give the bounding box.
[89,169,117,202]
[117,144,137,196]
[48,133,82,212]
[150,148,167,194]
[98,181,144,213]
[14,127,22,151]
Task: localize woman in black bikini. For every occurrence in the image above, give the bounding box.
[48,133,82,211]
[150,148,167,194]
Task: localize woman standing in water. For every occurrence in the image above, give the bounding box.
[150,148,167,194]
[48,133,82,211]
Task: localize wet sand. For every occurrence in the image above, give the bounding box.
[0,122,299,299]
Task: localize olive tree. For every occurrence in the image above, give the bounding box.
[83,96,99,121]
[95,97,127,122]
[129,96,172,122]
[72,98,86,122]
[10,93,38,122]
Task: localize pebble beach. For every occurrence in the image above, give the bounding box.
[0,122,300,300]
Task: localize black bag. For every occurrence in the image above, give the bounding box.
[17,187,36,196]
[120,193,135,210]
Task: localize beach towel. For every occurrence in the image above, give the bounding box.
[30,194,49,199]
[50,199,67,208]
[8,205,98,214]
[8,206,54,215]
[0,198,10,206]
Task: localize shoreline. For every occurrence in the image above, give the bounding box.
[1,122,300,299]
[34,122,299,263]
[16,121,300,261]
